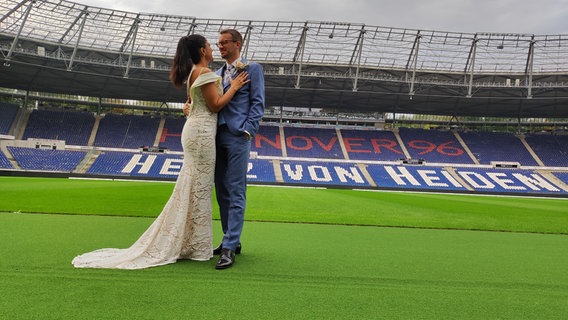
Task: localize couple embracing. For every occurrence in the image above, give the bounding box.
[72,29,265,270]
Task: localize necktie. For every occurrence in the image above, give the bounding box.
[224,65,233,85]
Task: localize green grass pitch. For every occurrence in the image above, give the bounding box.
[0,176,567,319]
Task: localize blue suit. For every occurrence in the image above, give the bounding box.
[215,58,265,251]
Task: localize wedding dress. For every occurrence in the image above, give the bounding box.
[72,71,222,269]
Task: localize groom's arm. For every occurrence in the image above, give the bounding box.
[244,62,265,137]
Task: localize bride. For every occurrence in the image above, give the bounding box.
[72,34,249,269]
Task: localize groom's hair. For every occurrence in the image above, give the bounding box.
[220,29,243,49]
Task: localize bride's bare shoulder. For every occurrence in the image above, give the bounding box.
[199,67,213,75]
[189,67,213,84]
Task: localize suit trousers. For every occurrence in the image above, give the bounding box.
[215,124,251,251]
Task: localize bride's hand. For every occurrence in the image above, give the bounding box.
[183,97,191,116]
[229,72,250,92]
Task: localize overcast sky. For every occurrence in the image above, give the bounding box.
[77,0,568,35]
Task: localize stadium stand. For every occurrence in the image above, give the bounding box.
[94,114,160,149]
[283,127,344,159]
[87,151,183,179]
[8,146,86,172]
[524,133,568,167]
[157,117,185,152]
[453,167,563,195]
[2,106,568,196]
[278,160,372,187]
[159,121,290,156]
[251,125,283,157]
[366,164,468,192]
[22,109,95,146]
[1,0,568,199]
[86,151,136,177]
[0,102,19,135]
[0,149,14,169]
[554,172,568,185]
[86,152,276,183]
[340,129,404,161]
[246,159,277,183]
[459,131,539,166]
[398,128,474,164]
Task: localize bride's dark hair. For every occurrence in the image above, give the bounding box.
[170,34,207,88]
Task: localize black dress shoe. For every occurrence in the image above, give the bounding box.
[213,243,223,255]
[213,243,241,255]
[215,248,235,270]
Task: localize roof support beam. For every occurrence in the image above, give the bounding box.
[465,35,479,97]
[406,30,421,97]
[186,19,197,35]
[0,0,32,24]
[351,25,365,92]
[525,36,535,98]
[59,6,87,44]
[242,22,253,59]
[294,23,308,89]
[4,0,34,65]
[124,17,140,78]
[68,10,89,71]
[120,14,140,53]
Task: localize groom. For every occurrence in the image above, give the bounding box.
[213,29,265,269]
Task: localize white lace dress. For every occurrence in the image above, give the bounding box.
[72,72,222,269]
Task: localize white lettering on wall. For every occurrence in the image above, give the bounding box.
[160,158,183,175]
[417,169,448,187]
[308,165,332,182]
[121,154,157,174]
[458,172,495,189]
[283,164,303,181]
[335,166,365,183]
[513,173,560,192]
[440,171,464,188]
[247,162,257,179]
[486,172,525,190]
[384,166,420,186]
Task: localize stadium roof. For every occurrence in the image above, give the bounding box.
[2,0,568,117]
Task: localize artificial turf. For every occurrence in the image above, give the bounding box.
[0,176,567,319]
[1,176,567,234]
[1,213,567,319]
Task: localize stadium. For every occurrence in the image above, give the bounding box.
[1,0,568,196]
[1,0,568,318]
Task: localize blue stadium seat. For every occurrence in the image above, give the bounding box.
[283,127,344,159]
[398,127,474,164]
[87,151,182,179]
[94,114,160,149]
[460,131,538,165]
[454,167,562,195]
[0,149,14,169]
[553,172,568,185]
[278,160,371,187]
[22,109,95,146]
[251,125,283,157]
[0,103,19,135]
[340,129,404,161]
[525,134,568,167]
[366,163,468,191]
[8,146,86,172]
[246,159,277,183]
[158,117,185,152]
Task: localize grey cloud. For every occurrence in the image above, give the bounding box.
[79,0,567,35]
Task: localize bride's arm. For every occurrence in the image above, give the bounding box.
[201,70,249,113]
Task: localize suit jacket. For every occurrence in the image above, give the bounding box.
[216,58,265,137]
